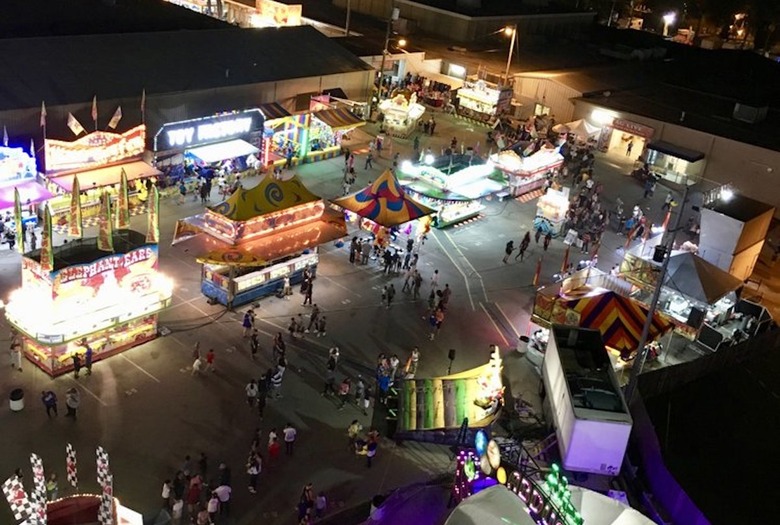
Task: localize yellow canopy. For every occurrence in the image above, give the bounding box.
[209,174,320,222]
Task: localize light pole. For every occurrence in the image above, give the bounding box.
[503,24,517,86]
[345,0,351,36]
[378,7,400,101]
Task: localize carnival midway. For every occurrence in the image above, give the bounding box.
[0,68,777,525]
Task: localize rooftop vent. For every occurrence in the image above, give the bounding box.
[733,102,768,124]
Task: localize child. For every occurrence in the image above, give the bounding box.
[315,491,327,518]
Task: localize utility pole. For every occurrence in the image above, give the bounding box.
[503,25,517,87]
[345,0,351,36]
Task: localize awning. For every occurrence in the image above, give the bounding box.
[647,141,705,163]
[664,252,742,304]
[258,102,291,121]
[187,139,259,164]
[322,87,349,100]
[425,71,464,90]
[0,180,53,210]
[312,107,365,131]
[49,160,161,193]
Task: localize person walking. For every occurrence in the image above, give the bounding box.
[347,420,363,451]
[206,492,219,523]
[282,276,292,299]
[242,308,255,337]
[214,484,232,517]
[41,390,58,418]
[315,491,328,519]
[298,483,315,521]
[249,329,260,360]
[429,117,436,135]
[316,316,327,337]
[405,347,420,379]
[412,271,423,300]
[543,232,552,251]
[626,139,634,156]
[355,376,367,415]
[430,269,439,289]
[503,240,515,264]
[191,354,203,375]
[65,388,80,419]
[364,152,373,170]
[84,344,93,375]
[322,364,337,397]
[205,349,216,372]
[302,280,314,306]
[516,231,531,261]
[271,362,286,398]
[429,307,445,340]
[72,353,82,378]
[161,479,172,509]
[9,339,22,372]
[246,454,261,494]
[306,304,320,333]
[337,377,352,410]
[386,284,396,309]
[662,191,674,211]
[283,423,297,456]
[246,380,258,407]
[534,228,542,244]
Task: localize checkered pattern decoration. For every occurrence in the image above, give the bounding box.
[96,446,110,489]
[29,454,47,524]
[66,444,78,489]
[2,475,33,522]
[97,474,113,525]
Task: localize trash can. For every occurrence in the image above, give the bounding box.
[9,388,24,412]
[516,335,530,355]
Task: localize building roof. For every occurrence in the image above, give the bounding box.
[0,0,230,38]
[707,193,776,223]
[0,25,372,112]
[520,62,649,95]
[409,0,585,17]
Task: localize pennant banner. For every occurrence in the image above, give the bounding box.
[66,443,78,489]
[116,169,130,229]
[98,473,113,525]
[146,185,159,244]
[3,125,8,147]
[14,188,25,254]
[97,193,114,252]
[40,205,53,273]
[67,113,86,136]
[2,476,33,522]
[29,453,47,525]
[91,96,98,126]
[69,177,83,237]
[107,106,122,130]
[96,446,110,489]
[40,101,47,129]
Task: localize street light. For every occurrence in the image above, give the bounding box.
[378,6,401,102]
[503,24,518,86]
[662,12,676,36]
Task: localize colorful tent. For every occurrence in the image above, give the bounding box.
[332,169,436,227]
[552,291,673,353]
[209,174,319,221]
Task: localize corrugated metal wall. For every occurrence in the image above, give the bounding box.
[514,77,580,122]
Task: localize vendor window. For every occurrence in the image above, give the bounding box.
[534,103,551,116]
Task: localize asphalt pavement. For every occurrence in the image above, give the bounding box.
[0,111,678,525]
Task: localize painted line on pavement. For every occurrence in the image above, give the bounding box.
[120,354,161,383]
[494,301,521,339]
[479,302,509,347]
[443,229,488,303]
[168,294,214,310]
[70,380,108,407]
[316,274,363,298]
[431,230,475,311]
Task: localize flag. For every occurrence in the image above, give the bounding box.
[40,101,47,128]
[40,205,53,272]
[67,113,86,136]
[146,184,159,244]
[98,473,113,525]
[29,454,47,525]
[66,443,78,489]
[107,106,122,129]
[96,446,110,489]
[30,138,35,158]
[69,176,83,237]
[141,88,146,116]
[91,95,98,125]
[14,188,25,254]
[2,476,33,522]
[2,125,7,147]
[97,193,114,252]
[116,168,130,229]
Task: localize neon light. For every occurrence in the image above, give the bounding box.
[45,125,146,172]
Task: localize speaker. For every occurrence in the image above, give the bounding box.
[448,349,456,361]
[653,245,667,263]
[687,307,705,329]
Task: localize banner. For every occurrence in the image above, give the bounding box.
[66,443,78,488]
[107,106,122,129]
[29,454,47,525]
[14,188,25,254]
[67,113,86,136]
[2,476,32,522]
[69,176,83,237]
[40,101,47,129]
[40,205,53,273]
[45,124,146,172]
[97,192,114,252]
[116,168,130,229]
[96,446,110,488]
[146,185,159,244]
[98,473,113,525]
[3,125,7,147]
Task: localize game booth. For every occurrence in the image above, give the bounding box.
[44,124,161,226]
[378,93,426,138]
[259,102,298,167]
[303,106,365,163]
[396,155,506,228]
[171,174,347,307]
[490,146,564,197]
[534,187,570,237]
[455,80,513,124]
[0,143,51,219]
[332,169,437,246]
[4,188,172,377]
[394,346,504,444]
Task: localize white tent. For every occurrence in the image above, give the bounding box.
[564,119,600,142]
[445,485,655,525]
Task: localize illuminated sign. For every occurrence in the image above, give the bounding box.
[45,125,146,173]
[0,146,37,185]
[611,118,654,139]
[56,246,156,284]
[254,0,302,26]
[155,110,263,151]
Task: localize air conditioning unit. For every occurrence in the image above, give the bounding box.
[733,102,768,123]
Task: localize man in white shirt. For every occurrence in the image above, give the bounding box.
[214,484,232,516]
[283,422,297,456]
[245,380,258,407]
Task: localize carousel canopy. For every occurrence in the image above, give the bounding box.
[664,252,743,304]
[332,169,436,227]
[209,174,319,221]
[560,291,673,352]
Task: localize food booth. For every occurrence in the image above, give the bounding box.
[5,194,172,377]
[534,187,570,236]
[44,124,160,225]
[259,102,298,168]
[378,93,426,138]
[490,147,563,197]
[456,80,513,123]
[302,106,365,163]
[171,174,347,307]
